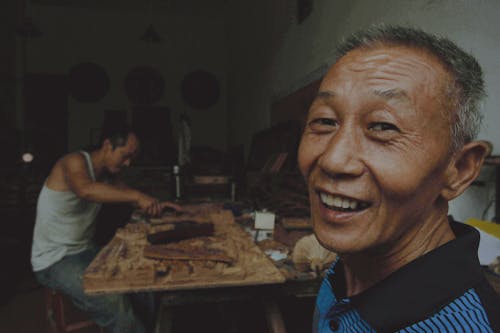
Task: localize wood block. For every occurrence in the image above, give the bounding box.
[147,221,214,244]
[280,217,311,230]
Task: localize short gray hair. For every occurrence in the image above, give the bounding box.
[335,25,485,152]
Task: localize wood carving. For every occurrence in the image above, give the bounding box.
[83,205,285,294]
[143,244,234,264]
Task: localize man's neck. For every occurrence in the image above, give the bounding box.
[89,150,106,179]
[341,213,455,296]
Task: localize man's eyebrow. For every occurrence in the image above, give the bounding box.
[315,89,410,103]
[373,88,410,102]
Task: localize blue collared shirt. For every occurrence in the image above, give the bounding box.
[313,221,499,333]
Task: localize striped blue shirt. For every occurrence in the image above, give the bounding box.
[313,221,499,332]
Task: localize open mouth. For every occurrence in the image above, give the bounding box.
[318,191,370,212]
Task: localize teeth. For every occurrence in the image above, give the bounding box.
[349,201,358,210]
[320,192,365,211]
[320,194,329,206]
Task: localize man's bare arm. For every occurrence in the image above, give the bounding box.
[113,178,183,212]
[62,154,159,213]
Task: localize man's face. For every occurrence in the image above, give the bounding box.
[105,133,139,174]
[298,46,455,254]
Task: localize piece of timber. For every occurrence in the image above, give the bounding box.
[148,213,210,225]
[143,245,234,264]
[147,221,214,244]
[280,217,311,230]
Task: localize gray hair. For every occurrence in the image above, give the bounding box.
[335,25,485,152]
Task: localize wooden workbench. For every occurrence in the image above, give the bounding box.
[83,204,285,295]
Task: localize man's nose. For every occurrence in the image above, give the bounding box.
[317,126,364,178]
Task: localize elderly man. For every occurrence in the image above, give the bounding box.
[32,121,180,333]
[298,26,499,332]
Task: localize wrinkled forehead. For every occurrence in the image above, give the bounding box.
[321,46,453,114]
[329,46,451,89]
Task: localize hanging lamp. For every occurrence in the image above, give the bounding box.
[141,0,161,43]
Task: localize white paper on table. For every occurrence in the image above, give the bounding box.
[254,211,275,230]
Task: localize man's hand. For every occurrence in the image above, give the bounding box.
[160,201,183,213]
[136,193,162,217]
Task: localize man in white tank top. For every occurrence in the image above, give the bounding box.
[31,121,181,333]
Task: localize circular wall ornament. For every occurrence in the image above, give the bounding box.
[125,66,165,105]
[181,70,220,109]
[69,62,110,103]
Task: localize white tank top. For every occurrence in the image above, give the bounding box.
[31,151,102,271]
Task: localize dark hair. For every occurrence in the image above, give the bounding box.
[99,120,135,149]
[335,25,485,152]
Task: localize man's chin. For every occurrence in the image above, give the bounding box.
[314,227,368,255]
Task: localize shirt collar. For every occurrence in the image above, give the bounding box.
[328,219,483,333]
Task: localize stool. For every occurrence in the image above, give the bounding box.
[45,288,104,333]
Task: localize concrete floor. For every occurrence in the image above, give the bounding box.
[0,278,46,333]
[0,272,99,333]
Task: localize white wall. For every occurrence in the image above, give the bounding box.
[26,4,228,152]
[226,0,500,221]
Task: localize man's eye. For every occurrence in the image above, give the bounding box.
[369,122,399,132]
[309,118,337,127]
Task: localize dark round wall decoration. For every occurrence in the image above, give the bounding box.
[68,62,110,103]
[181,70,220,109]
[125,66,165,105]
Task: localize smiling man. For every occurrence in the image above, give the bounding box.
[31,121,180,333]
[298,26,499,332]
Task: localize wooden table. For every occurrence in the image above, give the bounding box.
[83,203,293,332]
[84,204,285,294]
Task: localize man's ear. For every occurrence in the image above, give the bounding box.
[441,140,491,201]
[102,139,113,152]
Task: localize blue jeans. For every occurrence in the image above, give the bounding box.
[35,245,155,333]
